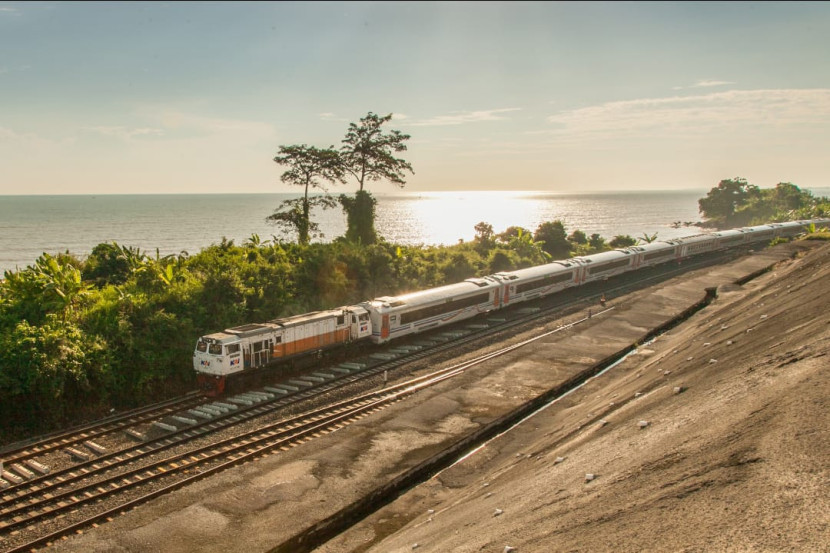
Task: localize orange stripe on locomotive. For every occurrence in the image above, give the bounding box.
[274,327,352,357]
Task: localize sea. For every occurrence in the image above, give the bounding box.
[2,188,828,276]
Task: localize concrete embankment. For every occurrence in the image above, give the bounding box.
[50,241,826,553]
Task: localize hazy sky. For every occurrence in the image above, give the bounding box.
[1,1,829,195]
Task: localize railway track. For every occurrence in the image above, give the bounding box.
[0,310,610,552]
[0,394,204,469]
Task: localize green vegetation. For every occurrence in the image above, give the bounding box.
[0,217,631,442]
[698,178,829,228]
[2,171,824,443]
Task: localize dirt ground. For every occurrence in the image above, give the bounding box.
[50,241,829,553]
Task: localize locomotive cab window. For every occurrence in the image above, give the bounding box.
[208,343,222,355]
[226,344,240,355]
[196,340,208,353]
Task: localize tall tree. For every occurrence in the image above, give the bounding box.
[270,145,343,245]
[698,177,760,228]
[339,112,414,244]
[340,112,413,191]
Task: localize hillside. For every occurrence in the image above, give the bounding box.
[316,241,829,553]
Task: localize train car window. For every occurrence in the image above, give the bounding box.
[226,344,240,354]
[359,314,369,322]
[515,272,572,294]
[208,344,222,355]
[337,315,345,325]
[253,341,263,352]
[196,340,208,352]
[400,292,490,325]
[274,336,282,344]
[720,236,744,244]
[587,258,630,275]
[643,249,674,261]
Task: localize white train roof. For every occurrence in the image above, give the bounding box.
[572,248,635,265]
[367,278,497,308]
[494,260,577,282]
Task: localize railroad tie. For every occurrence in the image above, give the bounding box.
[152,421,178,432]
[188,409,214,419]
[226,397,253,406]
[1,470,23,485]
[246,391,275,400]
[205,404,230,414]
[24,459,51,475]
[10,464,35,480]
[65,448,91,462]
[124,429,147,442]
[83,441,107,455]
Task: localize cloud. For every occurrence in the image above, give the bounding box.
[691,79,735,88]
[0,6,20,14]
[318,112,349,122]
[83,126,165,140]
[407,108,522,127]
[545,89,830,141]
[131,108,278,143]
[673,79,736,90]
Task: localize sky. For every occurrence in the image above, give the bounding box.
[1,1,829,195]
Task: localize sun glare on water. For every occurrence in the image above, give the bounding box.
[376,190,556,245]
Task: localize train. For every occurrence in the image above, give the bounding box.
[193,219,828,395]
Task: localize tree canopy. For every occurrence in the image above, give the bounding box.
[698,177,761,227]
[340,112,413,191]
[270,144,343,245]
[699,178,829,228]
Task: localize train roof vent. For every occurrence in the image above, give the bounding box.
[225,324,271,334]
[388,300,406,307]
[465,278,491,288]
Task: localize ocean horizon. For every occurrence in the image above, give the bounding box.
[2,188,828,276]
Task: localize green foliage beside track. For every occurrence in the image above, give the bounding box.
[0,222,588,441]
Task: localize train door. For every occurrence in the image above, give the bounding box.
[251,339,271,368]
[381,314,390,341]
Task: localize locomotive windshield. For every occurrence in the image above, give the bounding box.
[196,340,207,353]
[208,343,222,355]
